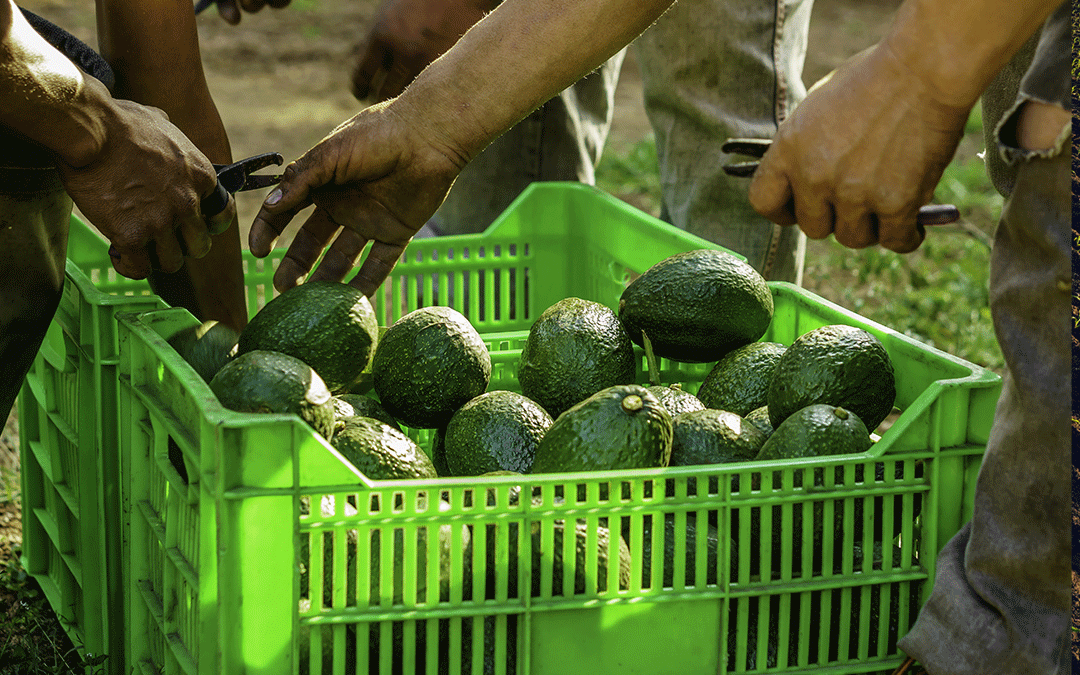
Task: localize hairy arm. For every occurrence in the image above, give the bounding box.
[1,0,227,279]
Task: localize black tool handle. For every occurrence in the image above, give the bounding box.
[200,181,231,219]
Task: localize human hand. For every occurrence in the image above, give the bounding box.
[748,44,972,253]
[351,0,494,101]
[200,0,291,26]
[249,99,466,296]
[57,99,234,279]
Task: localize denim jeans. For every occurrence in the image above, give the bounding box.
[894,118,1070,675]
[424,0,813,284]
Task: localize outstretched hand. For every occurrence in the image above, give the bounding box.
[249,100,466,296]
[747,44,972,253]
[57,98,234,279]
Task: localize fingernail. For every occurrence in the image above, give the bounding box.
[265,188,283,206]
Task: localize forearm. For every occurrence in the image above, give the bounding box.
[0,0,113,166]
[95,0,232,162]
[96,0,247,330]
[395,0,676,164]
[883,0,1060,109]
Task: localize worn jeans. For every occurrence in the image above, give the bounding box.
[894,120,1071,674]
[425,0,812,284]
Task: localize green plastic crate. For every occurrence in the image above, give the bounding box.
[16,216,166,663]
[16,210,297,668]
[108,183,1000,675]
[23,181,1002,669]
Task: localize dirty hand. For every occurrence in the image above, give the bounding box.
[206,0,291,25]
[249,99,465,296]
[57,99,234,279]
[747,44,971,253]
[351,0,494,101]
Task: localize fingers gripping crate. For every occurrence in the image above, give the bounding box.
[113,183,1000,675]
[16,216,166,663]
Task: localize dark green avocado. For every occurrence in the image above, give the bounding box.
[371,306,491,429]
[766,324,896,431]
[209,349,335,439]
[517,297,637,419]
[530,384,672,474]
[618,249,773,363]
[444,390,553,475]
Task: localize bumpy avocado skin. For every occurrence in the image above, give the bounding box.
[766,324,896,431]
[444,390,553,476]
[670,408,768,467]
[757,403,873,461]
[531,384,672,474]
[237,281,379,394]
[517,297,637,419]
[372,306,491,430]
[332,416,438,480]
[168,320,240,384]
[646,383,706,417]
[332,393,401,430]
[210,349,335,439]
[696,341,787,416]
[618,249,773,363]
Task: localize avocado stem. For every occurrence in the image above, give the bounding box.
[641,330,662,387]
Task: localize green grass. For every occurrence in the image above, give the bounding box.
[596,104,1005,374]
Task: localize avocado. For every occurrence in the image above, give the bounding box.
[756,404,873,462]
[237,281,379,393]
[516,297,637,418]
[766,324,896,431]
[444,390,553,475]
[332,416,438,480]
[429,426,451,477]
[372,306,491,429]
[492,492,632,599]
[752,404,873,577]
[331,393,400,431]
[667,408,767,502]
[646,383,706,417]
[744,405,775,438]
[696,341,786,416]
[618,249,773,363]
[209,349,335,439]
[530,384,672,474]
[670,409,767,467]
[167,319,239,383]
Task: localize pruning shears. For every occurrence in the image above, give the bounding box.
[199,151,285,218]
[106,152,284,262]
[721,137,961,227]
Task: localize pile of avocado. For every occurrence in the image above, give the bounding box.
[167,250,914,673]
